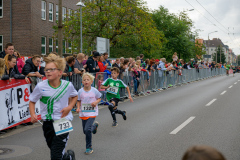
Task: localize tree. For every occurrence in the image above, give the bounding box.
[152,6,196,62]
[212,45,226,64]
[55,0,166,57]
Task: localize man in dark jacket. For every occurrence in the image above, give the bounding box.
[0,43,14,58]
[22,55,44,77]
[86,51,100,73]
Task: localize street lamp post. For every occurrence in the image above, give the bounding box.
[76,1,86,53]
[207,31,218,61]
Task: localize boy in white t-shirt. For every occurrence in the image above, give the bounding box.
[76,73,101,155]
[29,55,78,160]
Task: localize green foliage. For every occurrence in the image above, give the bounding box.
[54,0,166,57]
[212,46,226,64]
[152,6,195,62]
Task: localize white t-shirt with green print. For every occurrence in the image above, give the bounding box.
[29,80,78,121]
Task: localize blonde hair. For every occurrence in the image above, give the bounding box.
[161,58,166,62]
[136,60,141,66]
[14,50,21,58]
[44,55,66,71]
[0,58,5,77]
[77,53,85,60]
[82,73,95,81]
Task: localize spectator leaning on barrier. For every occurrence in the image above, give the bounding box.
[98,55,108,72]
[3,55,29,83]
[82,54,88,66]
[86,51,100,73]
[120,57,125,65]
[22,55,44,78]
[102,52,111,66]
[74,53,86,75]
[14,50,24,73]
[63,56,75,77]
[182,145,226,160]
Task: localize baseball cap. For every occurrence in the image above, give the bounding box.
[155,59,159,62]
[93,51,100,57]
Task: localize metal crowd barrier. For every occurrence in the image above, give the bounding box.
[59,68,226,100]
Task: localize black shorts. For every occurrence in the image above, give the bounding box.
[42,121,69,160]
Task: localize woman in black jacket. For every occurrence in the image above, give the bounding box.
[3,55,29,83]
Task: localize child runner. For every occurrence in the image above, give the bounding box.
[76,73,101,155]
[29,55,78,160]
[101,67,133,127]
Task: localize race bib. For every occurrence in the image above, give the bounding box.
[53,118,73,136]
[81,103,96,112]
[107,86,119,95]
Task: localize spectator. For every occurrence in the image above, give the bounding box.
[98,55,108,72]
[97,74,106,102]
[3,55,29,83]
[63,56,75,77]
[158,58,167,89]
[120,57,125,64]
[102,52,111,66]
[149,58,155,71]
[182,145,226,160]
[14,50,24,73]
[86,51,100,73]
[132,63,140,96]
[22,55,43,78]
[74,53,86,74]
[112,58,121,69]
[0,43,14,58]
[152,59,159,70]
[0,58,5,78]
[140,54,144,63]
[136,56,140,61]
[82,54,89,66]
[172,52,178,62]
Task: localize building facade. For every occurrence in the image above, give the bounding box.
[0,0,79,56]
[203,38,229,62]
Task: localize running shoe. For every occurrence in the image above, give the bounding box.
[92,121,99,134]
[112,121,118,127]
[67,150,76,160]
[85,148,93,155]
[122,111,127,120]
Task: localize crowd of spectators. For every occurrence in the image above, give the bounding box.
[0,43,238,98]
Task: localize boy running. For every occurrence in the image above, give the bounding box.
[76,73,101,155]
[29,55,78,160]
[101,67,133,127]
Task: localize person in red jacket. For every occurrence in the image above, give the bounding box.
[98,55,108,72]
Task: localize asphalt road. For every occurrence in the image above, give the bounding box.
[1,74,240,160]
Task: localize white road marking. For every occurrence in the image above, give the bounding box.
[206,99,217,106]
[229,85,233,88]
[220,91,227,95]
[234,82,237,84]
[170,117,195,134]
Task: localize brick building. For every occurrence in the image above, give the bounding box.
[0,0,79,56]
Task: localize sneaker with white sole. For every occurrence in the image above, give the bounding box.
[85,148,93,155]
[112,121,118,127]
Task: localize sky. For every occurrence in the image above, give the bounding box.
[144,0,240,55]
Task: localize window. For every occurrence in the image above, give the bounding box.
[0,0,3,18]
[41,37,46,55]
[41,1,46,20]
[49,3,53,22]
[68,41,72,54]
[68,9,72,17]
[49,38,53,53]
[63,40,66,53]
[62,7,66,21]
[0,35,3,52]
[56,39,58,53]
[56,5,58,21]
